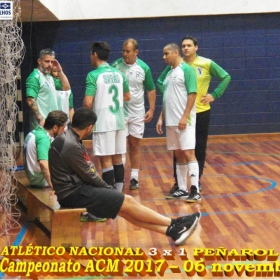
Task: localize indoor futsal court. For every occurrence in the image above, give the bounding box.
[1,133,280,279]
[1,0,280,279]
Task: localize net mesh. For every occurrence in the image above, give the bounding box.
[0,0,25,246]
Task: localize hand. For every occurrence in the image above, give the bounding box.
[200,94,214,105]
[178,117,187,130]
[156,119,163,135]
[144,109,154,123]
[52,59,62,72]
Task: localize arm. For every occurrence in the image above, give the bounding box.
[39,160,53,188]
[209,61,231,99]
[145,89,156,123]
[63,144,111,188]
[122,75,131,101]
[143,67,156,123]
[26,97,45,127]
[52,59,70,91]
[179,65,197,129]
[178,93,197,130]
[26,73,45,126]
[123,91,131,102]
[156,110,164,135]
[68,108,74,123]
[84,95,94,108]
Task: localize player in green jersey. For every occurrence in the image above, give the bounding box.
[26,49,71,130]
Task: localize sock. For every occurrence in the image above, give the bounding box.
[176,163,188,191]
[102,167,114,186]
[130,169,139,181]
[188,161,199,193]
[114,164,124,192]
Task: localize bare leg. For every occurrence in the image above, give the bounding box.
[118,195,171,228]
[118,212,167,234]
[128,135,141,170]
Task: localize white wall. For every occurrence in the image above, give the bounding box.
[40,0,280,20]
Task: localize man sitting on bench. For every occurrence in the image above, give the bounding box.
[49,107,201,246]
[24,110,105,222]
[24,110,68,189]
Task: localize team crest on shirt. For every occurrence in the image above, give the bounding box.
[197,67,203,75]
[136,71,144,80]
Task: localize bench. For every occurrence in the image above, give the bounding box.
[14,170,86,248]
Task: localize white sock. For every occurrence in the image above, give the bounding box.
[176,163,188,191]
[131,169,139,181]
[188,161,199,193]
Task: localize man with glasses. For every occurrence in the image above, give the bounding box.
[26,48,71,130]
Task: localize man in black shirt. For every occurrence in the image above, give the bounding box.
[49,107,201,246]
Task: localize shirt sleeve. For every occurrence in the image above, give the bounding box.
[26,75,40,99]
[122,73,130,93]
[143,67,156,91]
[85,72,97,96]
[36,136,51,161]
[69,89,74,108]
[53,77,63,90]
[157,66,171,94]
[209,61,231,99]
[184,65,197,95]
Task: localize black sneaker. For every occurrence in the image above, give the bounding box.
[80,213,106,222]
[185,186,202,203]
[199,181,203,192]
[129,178,139,190]
[165,190,189,199]
[175,212,201,225]
[169,183,179,194]
[166,213,199,245]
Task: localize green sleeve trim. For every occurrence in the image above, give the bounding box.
[53,77,63,90]
[157,66,171,94]
[183,63,197,95]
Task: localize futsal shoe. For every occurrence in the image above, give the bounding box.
[166,212,200,245]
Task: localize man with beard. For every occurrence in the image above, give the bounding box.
[24,110,67,188]
[26,49,71,130]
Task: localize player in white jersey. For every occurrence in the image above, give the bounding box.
[26,49,71,130]
[84,42,131,192]
[156,43,201,202]
[111,38,156,190]
[24,110,68,188]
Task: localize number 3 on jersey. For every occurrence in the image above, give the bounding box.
[108,85,120,114]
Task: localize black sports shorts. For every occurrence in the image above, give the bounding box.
[59,184,125,219]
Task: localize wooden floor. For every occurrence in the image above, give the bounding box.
[1,133,280,279]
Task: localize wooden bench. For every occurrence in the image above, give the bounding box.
[14,170,86,248]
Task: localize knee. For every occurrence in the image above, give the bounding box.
[121,194,136,210]
[128,137,140,151]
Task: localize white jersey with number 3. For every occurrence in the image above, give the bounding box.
[85,63,130,132]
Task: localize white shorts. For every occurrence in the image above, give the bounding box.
[93,130,126,156]
[166,126,196,151]
[125,116,145,139]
